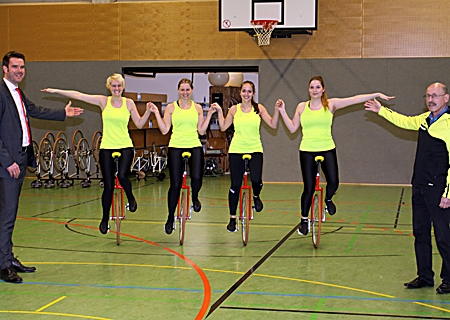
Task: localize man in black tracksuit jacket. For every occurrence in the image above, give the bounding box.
[365,82,450,294]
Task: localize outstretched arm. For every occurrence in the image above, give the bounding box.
[277,99,302,133]
[330,93,395,112]
[41,88,107,109]
[128,99,151,129]
[259,103,279,129]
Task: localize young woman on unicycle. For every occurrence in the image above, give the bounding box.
[148,78,216,235]
[211,81,279,235]
[42,74,155,234]
[277,76,394,236]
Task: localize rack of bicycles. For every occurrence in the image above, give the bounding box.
[29,130,168,188]
[131,142,168,182]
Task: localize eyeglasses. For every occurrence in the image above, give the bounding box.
[424,94,446,99]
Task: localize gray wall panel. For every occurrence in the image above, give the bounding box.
[20,58,450,184]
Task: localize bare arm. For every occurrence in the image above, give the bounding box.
[128,99,151,129]
[329,93,395,113]
[148,102,173,135]
[41,88,107,109]
[277,99,303,133]
[259,103,279,129]
[198,104,217,135]
[212,103,235,131]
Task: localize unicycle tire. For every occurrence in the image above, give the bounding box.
[311,192,322,248]
[179,190,188,245]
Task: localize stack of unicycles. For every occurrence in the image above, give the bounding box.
[30,130,103,188]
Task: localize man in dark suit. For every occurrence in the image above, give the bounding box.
[0,51,83,283]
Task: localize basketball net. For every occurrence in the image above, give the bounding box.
[251,20,278,46]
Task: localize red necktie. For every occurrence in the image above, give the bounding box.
[15,88,31,145]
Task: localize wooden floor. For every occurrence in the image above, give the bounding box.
[1,173,449,319]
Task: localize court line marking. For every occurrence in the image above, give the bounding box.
[0,310,111,319]
[345,196,375,253]
[35,295,66,312]
[206,223,301,318]
[19,216,211,320]
[4,262,449,316]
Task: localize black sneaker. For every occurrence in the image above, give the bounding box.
[227,218,237,232]
[325,199,336,215]
[164,217,174,235]
[193,199,202,212]
[437,282,450,294]
[253,196,264,212]
[404,277,434,289]
[99,219,110,234]
[298,219,309,235]
[126,199,137,212]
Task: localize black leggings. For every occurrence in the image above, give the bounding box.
[300,149,339,218]
[228,152,263,216]
[167,147,204,217]
[99,148,135,221]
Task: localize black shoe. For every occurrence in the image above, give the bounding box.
[325,199,336,215]
[227,218,237,232]
[0,267,23,283]
[298,219,309,235]
[126,199,137,212]
[164,217,174,235]
[193,200,202,213]
[404,277,434,289]
[436,282,450,294]
[12,258,36,273]
[253,196,264,212]
[99,220,110,235]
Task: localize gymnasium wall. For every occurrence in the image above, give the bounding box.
[1,1,450,184]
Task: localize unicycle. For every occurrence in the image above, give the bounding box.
[311,156,324,248]
[175,152,192,245]
[240,154,253,246]
[111,152,125,245]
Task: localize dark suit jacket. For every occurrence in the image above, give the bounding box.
[0,80,66,178]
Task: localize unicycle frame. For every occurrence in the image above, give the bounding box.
[176,152,191,245]
[240,154,253,246]
[111,152,125,245]
[311,156,324,248]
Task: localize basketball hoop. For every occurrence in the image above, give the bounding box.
[251,20,278,46]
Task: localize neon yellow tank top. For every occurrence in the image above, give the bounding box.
[169,100,201,148]
[100,97,133,149]
[299,101,335,151]
[229,103,263,153]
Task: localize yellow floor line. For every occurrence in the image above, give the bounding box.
[36,295,66,312]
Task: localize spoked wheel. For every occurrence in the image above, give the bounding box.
[27,140,40,174]
[93,135,102,164]
[311,193,322,248]
[71,129,84,155]
[113,188,124,245]
[38,137,53,173]
[53,138,67,173]
[56,131,67,142]
[44,132,55,148]
[178,190,188,245]
[76,138,90,171]
[91,130,102,152]
[241,190,251,246]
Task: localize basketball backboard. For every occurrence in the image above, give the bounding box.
[219,0,317,37]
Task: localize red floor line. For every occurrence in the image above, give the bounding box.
[20,216,211,320]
